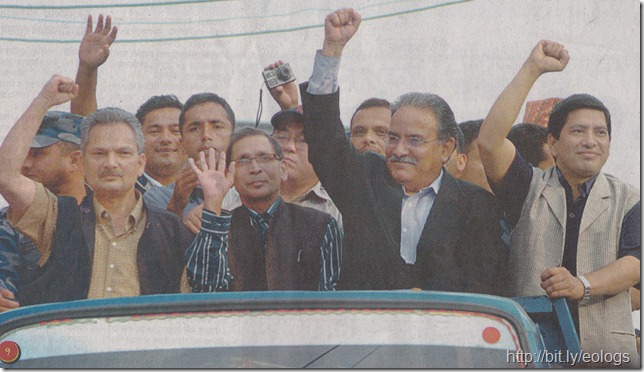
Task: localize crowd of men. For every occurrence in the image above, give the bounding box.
[0,9,639,367]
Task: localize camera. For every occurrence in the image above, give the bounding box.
[262,63,296,89]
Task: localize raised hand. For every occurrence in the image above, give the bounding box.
[322,8,362,57]
[79,14,118,69]
[526,40,570,75]
[189,148,235,215]
[34,75,79,109]
[264,60,299,110]
[168,161,200,218]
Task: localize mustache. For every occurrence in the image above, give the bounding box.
[99,170,123,177]
[388,155,417,165]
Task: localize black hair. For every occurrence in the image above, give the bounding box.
[225,128,283,168]
[350,97,391,127]
[548,93,611,140]
[135,94,183,124]
[180,92,236,133]
[507,123,549,167]
[459,119,484,152]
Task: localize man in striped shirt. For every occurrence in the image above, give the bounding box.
[184,128,342,292]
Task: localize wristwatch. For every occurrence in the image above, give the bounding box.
[577,275,591,304]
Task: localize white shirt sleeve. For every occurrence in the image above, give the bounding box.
[306,50,341,95]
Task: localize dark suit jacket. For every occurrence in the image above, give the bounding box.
[301,84,507,295]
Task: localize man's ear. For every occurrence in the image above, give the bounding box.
[68,150,83,171]
[547,133,558,158]
[440,137,456,163]
[457,153,467,173]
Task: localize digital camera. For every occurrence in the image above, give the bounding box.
[262,63,296,89]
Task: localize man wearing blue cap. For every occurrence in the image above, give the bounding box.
[0,111,87,311]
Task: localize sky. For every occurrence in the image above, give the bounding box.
[0,0,640,201]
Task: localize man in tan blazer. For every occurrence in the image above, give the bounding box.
[478,40,639,367]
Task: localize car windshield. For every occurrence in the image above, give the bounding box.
[0,293,532,368]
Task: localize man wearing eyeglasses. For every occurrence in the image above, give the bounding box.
[183,128,342,292]
[298,9,507,294]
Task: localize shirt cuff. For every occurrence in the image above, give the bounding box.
[201,208,231,233]
[306,50,341,95]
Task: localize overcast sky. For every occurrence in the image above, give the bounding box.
[0,0,640,196]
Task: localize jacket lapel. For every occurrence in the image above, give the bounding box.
[579,172,610,234]
[416,172,460,253]
[542,168,567,228]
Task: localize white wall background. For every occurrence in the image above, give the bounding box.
[0,0,640,209]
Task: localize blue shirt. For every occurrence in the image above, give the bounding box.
[143,183,241,218]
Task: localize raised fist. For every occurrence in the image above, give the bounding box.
[322,8,362,57]
[527,40,570,75]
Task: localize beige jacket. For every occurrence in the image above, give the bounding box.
[509,167,639,363]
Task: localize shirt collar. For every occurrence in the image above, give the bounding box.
[245,196,282,221]
[143,172,164,188]
[93,190,145,228]
[555,167,597,199]
[402,169,443,198]
[292,181,332,203]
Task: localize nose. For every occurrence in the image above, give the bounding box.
[581,131,598,147]
[392,138,409,157]
[363,131,378,145]
[105,152,118,168]
[159,128,172,144]
[281,138,297,153]
[201,125,214,142]
[248,158,263,174]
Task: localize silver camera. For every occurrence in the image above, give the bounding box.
[262,63,296,89]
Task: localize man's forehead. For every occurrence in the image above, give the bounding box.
[143,107,181,125]
[564,108,608,126]
[232,135,272,156]
[86,122,138,147]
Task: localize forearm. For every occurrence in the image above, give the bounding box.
[301,84,363,211]
[70,64,98,116]
[0,97,50,179]
[184,209,232,292]
[0,97,50,212]
[584,256,640,297]
[478,61,541,182]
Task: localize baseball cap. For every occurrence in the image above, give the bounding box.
[270,105,304,129]
[32,111,83,148]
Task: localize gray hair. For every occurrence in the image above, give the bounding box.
[81,107,145,154]
[391,92,459,143]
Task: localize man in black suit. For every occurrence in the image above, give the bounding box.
[300,8,507,294]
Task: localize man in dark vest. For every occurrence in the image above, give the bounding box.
[184,128,342,292]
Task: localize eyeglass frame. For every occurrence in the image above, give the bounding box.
[232,153,282,168]
[386,133,441,149]
[271,133,308,149]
